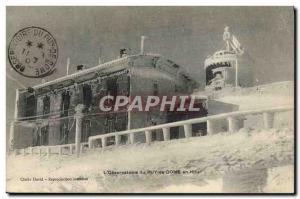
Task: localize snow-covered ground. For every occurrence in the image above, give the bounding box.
[6,81,294,193]
[193,81,294,111]
[215,81,294,110]
[7,127,294,193]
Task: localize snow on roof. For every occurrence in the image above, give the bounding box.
[28,53,195,91]
[32,54,137,90]
[131,67,177,82]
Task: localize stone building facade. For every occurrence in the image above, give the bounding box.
[11,54,207,149]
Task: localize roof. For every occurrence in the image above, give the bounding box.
[23,53,197,93]
[32,54,143,90]
[204,50,237,69]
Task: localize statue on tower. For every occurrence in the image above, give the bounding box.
[223,26,231,51]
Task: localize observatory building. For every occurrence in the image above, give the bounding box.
[10,50,207,149]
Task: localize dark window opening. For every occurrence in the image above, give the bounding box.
[106,78,118,97]
[192,123,207,137]
[105,114,116,133]
[116,75,130,96]
[205,63,231,85]
[40,125,49,145]
[43,95,50,117]
[167,111,185,139]
[25,94,36,118]
[152,57,159,68]
[60,120,69,144]
[33,127,39,146]
[61,91,71,117]
[170,127,179,139]
[153,83,159,96]
[115,113,128,132]
[152,131,157,140]
[175,85,179,92]
[106,78,118,106]
[83,84,93,109]
[81,120,91,142]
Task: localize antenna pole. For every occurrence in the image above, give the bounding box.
[99,47,102,64]
[66,57,70,75]
[140,36,148,55]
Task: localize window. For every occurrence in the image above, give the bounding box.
[152,57,159,68]
[153,83,159,96]
[40,125,49,145]
[43,95,50,116]
[106,78,118,107]
[175,85,179,92]
[25,94,36,117]
[61,91,70,116]
[116,75,130,96]
[83,84,93,109]
[106,78,118,97]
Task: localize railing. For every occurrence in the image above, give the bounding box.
[88,106,293,149]
[18,106,293,156]
[19,142,88,156]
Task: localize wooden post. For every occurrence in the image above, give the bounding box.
[130,133,135,144]
[9,122,15,152]
[69,145,73,154]
[80,144,84,153]
[162,127,170,141]
[184,124,192,138]
[75,104,85,158]
[59,146,62,156]
[228,116,239,133]
[47,147,50,157]
[39,147,42,156]
[115,135,121,146]
[9,89,19,152]
[88,139,93,149]
[101,137,107,148]
[207,120,214,135]
[145,130,152,144]
[263,112,274,129]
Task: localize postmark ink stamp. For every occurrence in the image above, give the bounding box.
[8,26,58,78]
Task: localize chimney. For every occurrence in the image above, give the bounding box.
[120,48,127,58]
[77,65,84,71]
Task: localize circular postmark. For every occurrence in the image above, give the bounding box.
[8,26,58,78]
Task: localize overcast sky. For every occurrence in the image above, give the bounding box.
[6,6,294,125]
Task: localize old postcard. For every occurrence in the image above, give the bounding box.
[6,6,294,193]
